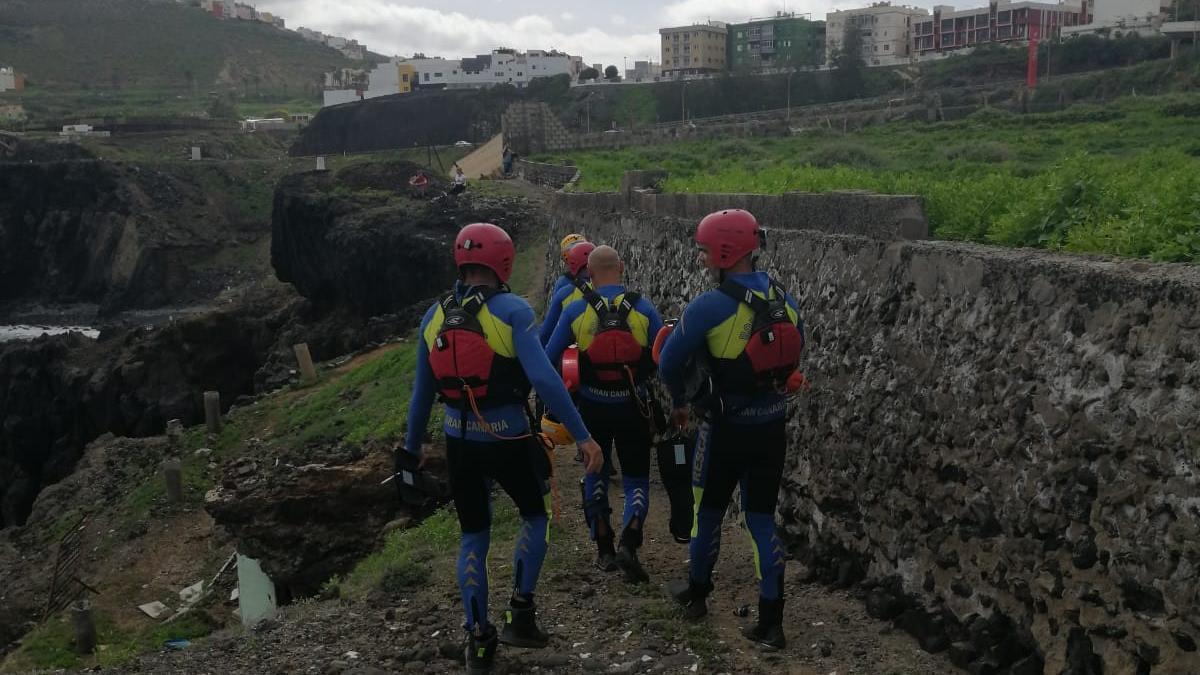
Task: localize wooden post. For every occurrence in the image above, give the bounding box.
[164,458,183,503]
[293,343,318,382]
[203,391,222,434]
[72,600,96,655]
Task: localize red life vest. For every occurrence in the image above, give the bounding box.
[428,288,528,407]
[711,278,803,395]
[578,287,653,389]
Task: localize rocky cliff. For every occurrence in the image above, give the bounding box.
[271,161,541,316]
[549,192,1200,674]
[0,157,270,315]
[0,290,293,528]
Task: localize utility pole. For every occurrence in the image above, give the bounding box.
[681,81,688,121]
[786,68,794,121]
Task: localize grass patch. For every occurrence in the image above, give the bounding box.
[332,499,523,600]
[551,91,1200,263]
[2,611,214,673]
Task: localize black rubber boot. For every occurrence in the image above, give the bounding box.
[667,578,712,621]
[465,625,499,674]
[741,596,786,650]
[595,533,618,572]
[499,598,549,649]
[615,528,649,584]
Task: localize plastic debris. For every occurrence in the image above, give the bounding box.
[178,581,205,605]
[164,639,190,650]
[137,601,169,619]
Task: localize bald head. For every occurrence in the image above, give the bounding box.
[587,245,623,287]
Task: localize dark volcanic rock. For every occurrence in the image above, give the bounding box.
[290,89,518,156]
[0,159,268,314]
[0,291,292,527]
[204,447,446,596]
[271,161,539,317]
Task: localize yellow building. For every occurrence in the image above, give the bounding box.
[660,21,727,78]
[397,63,415,94]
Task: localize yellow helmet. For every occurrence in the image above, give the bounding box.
[540,414,574,447]
[559,233,586,263]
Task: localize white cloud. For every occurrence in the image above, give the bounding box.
[561,11,575,20]
[612,14,628,25]
[661,0,831,25]
[257,1,658,71]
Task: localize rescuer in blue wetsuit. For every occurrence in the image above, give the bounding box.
[402,223,604,674]
[659,209,805,651]
[539,240,594,346]
[545,245,665,583]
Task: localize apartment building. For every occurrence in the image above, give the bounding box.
[625,60,662,82]
[660,22,728,78]
[826,3,929,67]
[728,12,827,71]
[913,0,1084,57]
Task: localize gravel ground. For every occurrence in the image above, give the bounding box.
[134,450,955,675]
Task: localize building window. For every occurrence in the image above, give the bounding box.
[884,44,890,51]
[452,70,457,75]
[517,71,523,76]
[423,73,429,81]
[434,72,442,77]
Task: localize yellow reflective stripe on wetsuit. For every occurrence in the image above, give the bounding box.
[704,286,799,360]
[422,303,517,357]
[569,292,651,351]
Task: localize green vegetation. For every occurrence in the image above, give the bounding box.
[2,609,214,672]
[546,90,1200,262]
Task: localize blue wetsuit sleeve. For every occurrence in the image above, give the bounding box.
[538,286,568,346]
[658,293,723,408]
[404,305,439,455]
[786,292,806,346]
[513,305,591,443]
[545,301,582,370]
[640,298,665,351]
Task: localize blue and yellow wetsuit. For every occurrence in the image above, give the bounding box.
[658,271,803,602]
[406,281,591,631]
[538,275,590,346]
[546,285,664,547]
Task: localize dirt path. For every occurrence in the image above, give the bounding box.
[455,134,504,180]
[134,443,952,675]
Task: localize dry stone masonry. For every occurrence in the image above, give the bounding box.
[549,184,1200,674]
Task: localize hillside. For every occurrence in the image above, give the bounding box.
[0,0,366,117]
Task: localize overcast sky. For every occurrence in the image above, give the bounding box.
[255,0,935,70]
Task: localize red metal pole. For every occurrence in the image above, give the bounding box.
[1027,22,1040,89]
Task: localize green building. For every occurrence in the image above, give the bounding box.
[727,12,827,72]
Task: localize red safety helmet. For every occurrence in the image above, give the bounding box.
[454,223,514,284]
[695,209,761,269]
[565,241,596,277]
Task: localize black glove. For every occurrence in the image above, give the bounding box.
[393,447,425,506]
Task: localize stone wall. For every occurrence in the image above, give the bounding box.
[515,158,579,190]
[547,191,1200,674]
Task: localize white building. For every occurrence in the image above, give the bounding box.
[0,67,19,93]
[402,49,581,90]
[1062,0,1172,36]
[826,2,930,67]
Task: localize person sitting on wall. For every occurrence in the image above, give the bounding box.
[450,165,468,195]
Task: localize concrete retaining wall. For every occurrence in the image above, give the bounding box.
[516,159,579,190]
[547,191,1200,674]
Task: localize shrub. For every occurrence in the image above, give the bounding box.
[943,141,1013,164]
[803,142,887,169]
